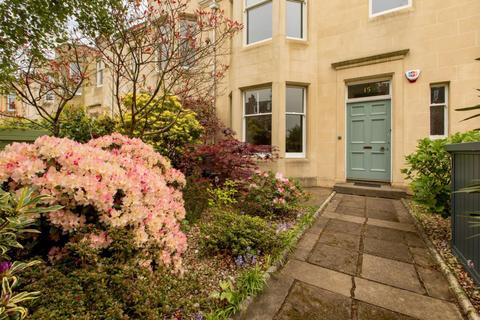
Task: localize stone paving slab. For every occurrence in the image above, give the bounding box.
[361,254,425,294]
[367,217,417,232]
[417,266,455,301]
[365,224,408,243]
[357,301,418,320]
[238,274,294,320]
[292,232,320,261]
[335,204,366,217]
[309,244,359,275]
[364,237,413,263]
[355,277,463,320]
[241,193,464,320]
[280,259,352,297]
[274,281,352,320]
[318,230,361,251]
[322,212,365,228]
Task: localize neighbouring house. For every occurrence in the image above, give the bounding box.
[2,0,479,190]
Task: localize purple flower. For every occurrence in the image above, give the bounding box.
[0,262,12,274]
[235,256,245,267]
[194,313,204,320]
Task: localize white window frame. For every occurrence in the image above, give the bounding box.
[96,59,105,87]
[6,94,16,112]
[286,0,307,41]
[242,86,273,145]
[244,0,273,46]
[429,84,449,139]
[286,86,307,159]
[369,0,412,18]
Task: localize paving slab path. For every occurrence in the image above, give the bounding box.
[239,193,465,320]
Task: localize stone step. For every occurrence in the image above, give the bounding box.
[333,182,407,199]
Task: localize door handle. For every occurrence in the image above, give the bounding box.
[380,147,385,151]
[363,146,372,150]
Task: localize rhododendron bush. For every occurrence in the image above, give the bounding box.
[0,134,187,271]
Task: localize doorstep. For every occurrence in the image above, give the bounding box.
[333,182,407,199]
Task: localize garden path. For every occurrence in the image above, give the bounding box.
[239,193,465,320]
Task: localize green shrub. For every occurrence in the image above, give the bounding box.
[21,260,212,320]
[402,131,480,215]
[57,106,116,142]
[183,177,211,222]
[200,210,280,257]
[207,180,239,209]
[121,93,204,166]
[242,172,308,218]
[0,106,116,142]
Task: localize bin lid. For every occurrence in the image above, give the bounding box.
[446,142,480,152]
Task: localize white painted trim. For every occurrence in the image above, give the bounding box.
[369,0,412,18]
[429,83,449,139]
[285,85,307,159]
[344,79,393,183]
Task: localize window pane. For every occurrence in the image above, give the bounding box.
[286,114,303,153]
[258,88,272,113]
[430,105,445,136]
[372,0,409,15]
[431,86,445,104]
[245,91,257,115]
[286,1,303,38]
[286,87,304,113]
[246,115,272,145]
[247,2,272,44]
[348,81,390,99]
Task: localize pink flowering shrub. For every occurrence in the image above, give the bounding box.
[241,171,308,217]
[0,133,187,271]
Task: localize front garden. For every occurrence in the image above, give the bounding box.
[0,105,319,319]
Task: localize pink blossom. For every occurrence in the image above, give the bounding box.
[0,134,187,271]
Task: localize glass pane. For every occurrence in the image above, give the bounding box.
[286,87,304,113]
[348,81,390,99]
[431,86,446,104]
[286,1,303,38]
[258,88,272,113]
[247,2,272,44]
[246,115,272,145]
[430,105,445,136]
[244,91,258,115]
[286,115,304,153]
[372,0,409,15]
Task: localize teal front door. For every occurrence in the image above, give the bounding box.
[347,100,391,182]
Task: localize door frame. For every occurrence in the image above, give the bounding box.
[344,78,393,183]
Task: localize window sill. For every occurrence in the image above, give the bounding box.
[286,37,308,46]
[430,135,447,140]
[242,38,272,51]
[369,5,413,20]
